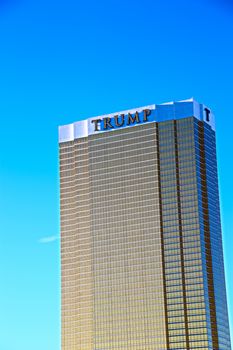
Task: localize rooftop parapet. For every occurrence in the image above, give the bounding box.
[59,98,215,143]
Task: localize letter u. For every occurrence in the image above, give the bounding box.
[114,114,125,127]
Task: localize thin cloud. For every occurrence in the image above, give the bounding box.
[38,235,59,244]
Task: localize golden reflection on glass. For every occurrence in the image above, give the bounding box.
[59,117,231,349]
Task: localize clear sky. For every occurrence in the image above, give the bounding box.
[0,0,232,349]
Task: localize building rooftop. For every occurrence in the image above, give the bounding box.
[59,98,215,143]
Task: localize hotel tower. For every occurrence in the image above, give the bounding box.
[59,99,231,350]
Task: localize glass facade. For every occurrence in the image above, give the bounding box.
[59,100,231,350]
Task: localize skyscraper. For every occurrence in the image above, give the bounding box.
[59,98,231,350]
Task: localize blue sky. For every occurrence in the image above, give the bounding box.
[0,0,232,349]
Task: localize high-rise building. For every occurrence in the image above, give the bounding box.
[59,98,231,350]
